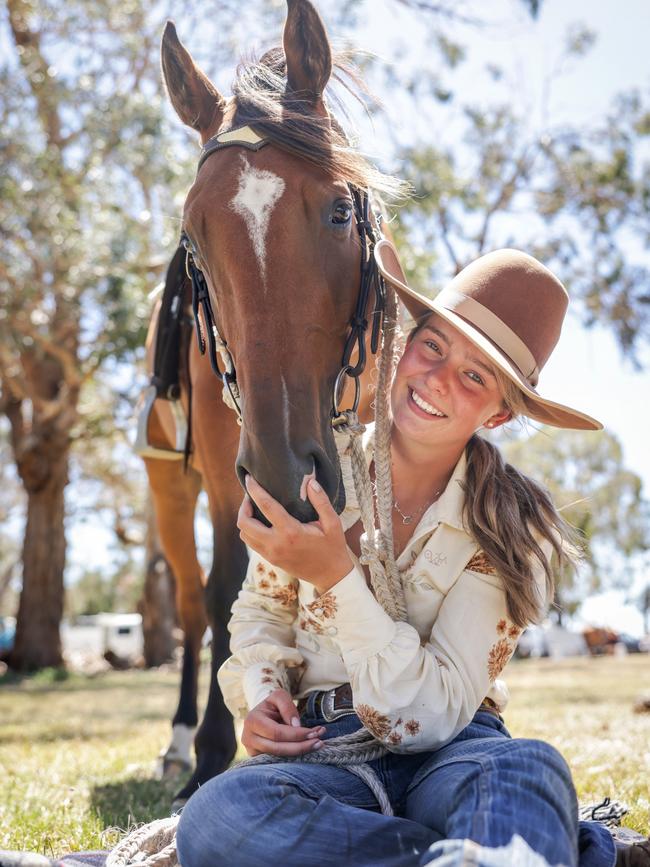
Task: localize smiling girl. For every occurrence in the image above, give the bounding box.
[175,247,627,867]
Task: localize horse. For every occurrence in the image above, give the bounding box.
[140,0,405,804]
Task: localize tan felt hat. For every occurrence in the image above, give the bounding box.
[374,240,602,431]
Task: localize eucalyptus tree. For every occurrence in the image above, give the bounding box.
[0,0,191,669]
[502,428,649,620]
[393,31,650,359]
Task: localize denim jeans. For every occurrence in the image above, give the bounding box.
[176,699,615,867]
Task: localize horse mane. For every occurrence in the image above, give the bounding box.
[231,47,409,199]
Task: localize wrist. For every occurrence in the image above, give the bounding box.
[311,555,354,596]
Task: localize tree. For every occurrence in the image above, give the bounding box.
[139,503,178,667]
[392,31,650,360]
[0,0,190,669]
[501,427,650,620]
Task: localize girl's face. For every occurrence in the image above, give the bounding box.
[391,313,510,451]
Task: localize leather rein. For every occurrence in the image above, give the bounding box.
[180,124,386,425]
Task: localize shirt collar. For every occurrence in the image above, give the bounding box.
[410,449,468,537]
[339,422,468,536]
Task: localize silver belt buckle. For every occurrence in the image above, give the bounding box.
[321,687,353,722]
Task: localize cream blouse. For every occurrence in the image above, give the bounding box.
[218,425,550,753]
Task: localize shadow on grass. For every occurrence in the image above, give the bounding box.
[91,773,189,830]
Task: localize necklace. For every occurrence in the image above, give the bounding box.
[392,491,441,525]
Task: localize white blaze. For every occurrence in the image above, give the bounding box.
[230,155,285,284]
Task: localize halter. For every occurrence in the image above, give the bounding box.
[180,124,386,425]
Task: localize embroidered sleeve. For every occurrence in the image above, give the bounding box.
[217,551,303,720]
[305,547,546,754]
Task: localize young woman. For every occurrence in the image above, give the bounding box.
[176,246,622,867]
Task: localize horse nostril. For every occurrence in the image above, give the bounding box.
[235,464,249,491]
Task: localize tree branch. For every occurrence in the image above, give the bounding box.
[475,148,533,254]
[438,205,463,274]
[7,0,63,148]
[12,320,81,390]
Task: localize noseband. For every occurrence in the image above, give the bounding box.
[180,124,386,425]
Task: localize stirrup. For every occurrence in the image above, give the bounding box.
[134,385,187,461]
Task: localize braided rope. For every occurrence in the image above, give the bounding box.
[106,817,179,867]
[335,411,397,619]
[368,289,408,621]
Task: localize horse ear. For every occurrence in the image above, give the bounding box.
[283,0,332,104]
[161,21,225,133]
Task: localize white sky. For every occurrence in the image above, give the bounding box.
[57,0,650,635]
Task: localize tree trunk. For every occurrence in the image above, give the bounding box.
[10,451,68,671]
[139,502,177,667]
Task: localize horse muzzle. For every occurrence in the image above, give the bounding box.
[236,433,345,525]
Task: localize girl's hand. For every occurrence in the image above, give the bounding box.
[242,689,326,757]
[238,476,353,595]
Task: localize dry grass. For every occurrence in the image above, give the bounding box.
[505,655,650,834]
[0,655,648,857]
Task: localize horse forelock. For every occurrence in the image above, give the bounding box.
[228,47,407,199]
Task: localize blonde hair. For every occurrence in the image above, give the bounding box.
[408,318,577,627]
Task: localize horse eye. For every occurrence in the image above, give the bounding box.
[331,202,352,225]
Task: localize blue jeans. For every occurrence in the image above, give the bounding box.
[176,701,615,867]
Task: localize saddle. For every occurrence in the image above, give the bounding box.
[134,244,193,460]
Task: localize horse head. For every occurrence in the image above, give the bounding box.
[161,0,398,522]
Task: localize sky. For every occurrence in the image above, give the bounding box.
[10,0,647,636]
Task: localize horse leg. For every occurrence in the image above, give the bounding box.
[144,450,207,777]
[173,355,247,805]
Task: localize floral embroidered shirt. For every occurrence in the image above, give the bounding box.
[218,425,551,753]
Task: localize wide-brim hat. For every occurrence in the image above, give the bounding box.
[374,240,602,431]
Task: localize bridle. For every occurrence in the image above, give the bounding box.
[180,124,386,426]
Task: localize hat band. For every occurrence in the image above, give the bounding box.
[435,288,540,385]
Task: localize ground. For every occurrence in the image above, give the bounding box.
[0,655,648,856]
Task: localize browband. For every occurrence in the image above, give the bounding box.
[198,125,268,172]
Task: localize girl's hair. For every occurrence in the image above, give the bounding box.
[408,317,577,627]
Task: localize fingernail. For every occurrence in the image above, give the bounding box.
[312,740,323,750]
[244,474,250,488]
[309,479,322,492]
[291,717,300,727]
[307,730,319,738]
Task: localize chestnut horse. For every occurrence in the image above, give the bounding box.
[141,0,403,804]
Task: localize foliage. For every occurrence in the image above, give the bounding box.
[391,33,650,360]
[501,427,650,616]
[65,566,143,618]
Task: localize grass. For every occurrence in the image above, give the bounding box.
[0,656,648,857]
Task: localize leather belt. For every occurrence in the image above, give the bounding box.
[478,696,502,720]
[297,683,355,722]
[297,684,502,724]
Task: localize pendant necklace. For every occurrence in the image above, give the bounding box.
[392,491,441,526]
